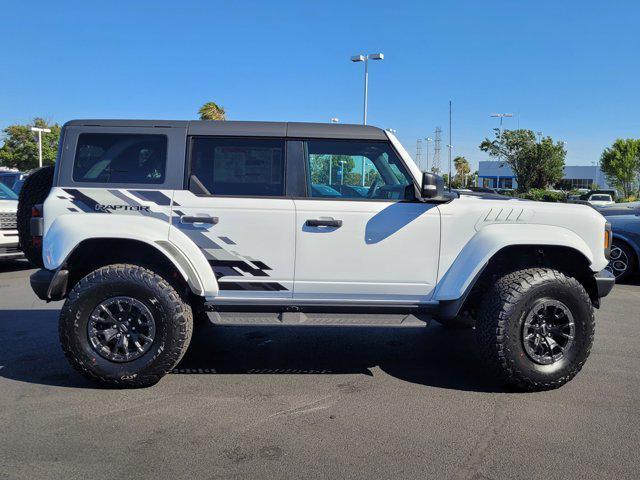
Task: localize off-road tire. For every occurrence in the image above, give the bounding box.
[17,165,54,267]
[475,268,595,391]
[59,264,193,388]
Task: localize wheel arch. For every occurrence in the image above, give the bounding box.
[435,224,600,320]
[43,214,218,298]
[61,238,203,297]
[438,244,597,320]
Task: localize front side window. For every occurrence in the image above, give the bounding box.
[73,134,167,184]
[306,140,414,200]
[189,137,285,196]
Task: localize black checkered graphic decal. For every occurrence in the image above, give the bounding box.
[56,188,288,292]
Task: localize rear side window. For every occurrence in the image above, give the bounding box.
[73,133,167,184]
[189,137,285,196]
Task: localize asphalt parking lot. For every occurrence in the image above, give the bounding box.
[0,259,638,480]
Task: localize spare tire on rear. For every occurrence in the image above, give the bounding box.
[17,165,54,267]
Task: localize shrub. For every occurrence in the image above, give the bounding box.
[517,188,566,202]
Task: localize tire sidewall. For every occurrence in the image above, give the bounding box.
[502,279,593,382]
[17,166,54,267]
[61,271,185,384]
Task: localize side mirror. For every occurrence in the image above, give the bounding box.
[421,172,444,199]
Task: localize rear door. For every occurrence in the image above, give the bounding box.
[292,139,440,304]
[171,136,296,299]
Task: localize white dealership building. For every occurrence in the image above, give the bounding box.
[478,161,610,190]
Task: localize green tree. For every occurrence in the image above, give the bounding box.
[0,118,61,171]
[453,156,471,186]
[309,155,356,185]
[599,139,640,198]
[198,101,226,120]
[534,137,566,188]
[442,173,462,189]
[479,129,565,192]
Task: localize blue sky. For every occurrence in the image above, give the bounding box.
[1,0,639,170]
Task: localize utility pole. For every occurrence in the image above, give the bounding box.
[433,128,442,173]
[416,139,423,170]
[425,137,433,172]
[31,126,51,168]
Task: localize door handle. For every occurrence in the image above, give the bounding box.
[181,215,219,225]
[305,218,342,228]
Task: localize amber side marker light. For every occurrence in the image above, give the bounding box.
[604,222,612,259]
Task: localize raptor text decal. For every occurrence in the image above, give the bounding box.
[94,204,151,212]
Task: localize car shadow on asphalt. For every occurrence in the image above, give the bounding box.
[0,308,510,393]
[0,259,32,273]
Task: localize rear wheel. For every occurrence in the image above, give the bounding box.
[59,264,193,388]
[17,166,54,267]
[475,268,594,391]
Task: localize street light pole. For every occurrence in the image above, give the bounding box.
[30,126,51,168]
[448,100,452,190]
[351,53,384,125]
[490,113,513,135]
[490,113,513,188]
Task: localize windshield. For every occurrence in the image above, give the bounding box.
[591,195,611,201]
[0,182,18,200]
[12,179,24,194]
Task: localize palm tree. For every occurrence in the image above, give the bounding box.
[453,156,471,187]
[198,102,226,121]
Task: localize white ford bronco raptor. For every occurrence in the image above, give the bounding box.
[19,120,614,390]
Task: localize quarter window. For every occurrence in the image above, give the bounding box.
[73,134,167,184]
[189,137,285,196]
[305,140,414,200]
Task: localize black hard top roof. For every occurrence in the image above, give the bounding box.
[63,120,388,140]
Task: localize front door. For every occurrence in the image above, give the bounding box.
[171,136,296,299]
[293,139,440,304]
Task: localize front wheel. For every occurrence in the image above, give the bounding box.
[59,264,193,388]
[475,268,594,391]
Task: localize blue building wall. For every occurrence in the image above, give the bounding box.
[477,161,610,189]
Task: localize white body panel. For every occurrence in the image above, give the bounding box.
[433,196,609,301]
[170,191,296,301]
[39,128,610,308]
[293,199,440,302]
[42,187,217,296]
